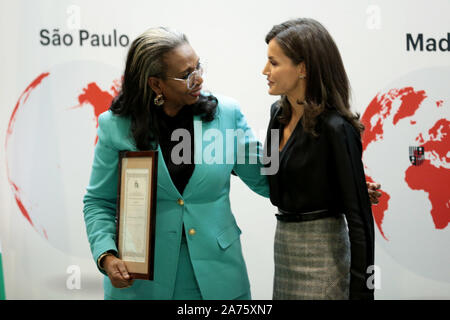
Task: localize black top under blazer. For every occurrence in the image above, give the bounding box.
[265,102,375,300]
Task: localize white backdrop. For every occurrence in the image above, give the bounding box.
[0,0,449,299]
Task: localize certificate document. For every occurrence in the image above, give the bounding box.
[116,151,158,280]
[121,168,149,263]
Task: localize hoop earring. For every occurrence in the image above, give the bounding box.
[154,94,165,106]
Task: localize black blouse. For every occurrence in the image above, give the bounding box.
[156,105,195,196]
[265,102,375,300]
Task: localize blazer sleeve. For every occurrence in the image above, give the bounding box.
[326,120,375,300]
[232,104,270,198]
[83,113,119,275]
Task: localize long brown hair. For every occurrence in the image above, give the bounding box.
[265,18,364,136]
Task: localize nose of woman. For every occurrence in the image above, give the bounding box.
[262,61,270,76]
[192,73,203,89]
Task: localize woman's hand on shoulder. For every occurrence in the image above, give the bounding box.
[367,182,381,205]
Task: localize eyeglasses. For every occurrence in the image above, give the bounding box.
[168,64,204,90]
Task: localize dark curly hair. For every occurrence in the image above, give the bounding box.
[265,18,364,136]
[110,27,217,150]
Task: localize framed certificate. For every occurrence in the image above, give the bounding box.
[116,150,158,280]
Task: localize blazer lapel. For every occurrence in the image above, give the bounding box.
[182,115,214,199]
[156,144,182,198]
[157,115,213,199]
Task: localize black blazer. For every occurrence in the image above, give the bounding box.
[265,102,375,300]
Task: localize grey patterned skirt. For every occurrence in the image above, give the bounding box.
[273,214,351,300]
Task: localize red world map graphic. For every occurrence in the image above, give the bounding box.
[6,72,118,231]
[361,87,449,240]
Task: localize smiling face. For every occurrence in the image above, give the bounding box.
[148,43,203,112]
[262,39,305,98]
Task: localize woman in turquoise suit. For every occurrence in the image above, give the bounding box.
[83,27,268,300]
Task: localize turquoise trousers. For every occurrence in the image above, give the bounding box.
[172,235,203,299]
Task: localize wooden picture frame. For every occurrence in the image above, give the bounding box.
[116,150,158,280]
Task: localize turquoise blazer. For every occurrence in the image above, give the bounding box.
[83,95,269,299]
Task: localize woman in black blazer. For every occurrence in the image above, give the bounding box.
[262,18,377,300]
